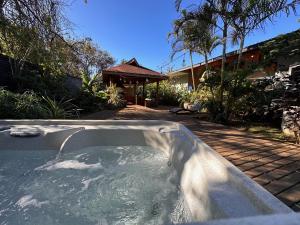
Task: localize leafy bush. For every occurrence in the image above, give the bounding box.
[106,84,126,109]
[196,69,255,122]
[42,96,78,119]
[180,88,210,105]
[0,88,78,119]
[73,73,108,113]
[144,81,188,106]
[0,89,47,119]
[74,90,107,113]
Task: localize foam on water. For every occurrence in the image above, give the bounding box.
[0,146,191,225]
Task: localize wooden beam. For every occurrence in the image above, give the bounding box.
[134,83,137,105]
[142,81,145,98]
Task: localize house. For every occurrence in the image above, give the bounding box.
[168,29,300,89]
[102,58,167,105]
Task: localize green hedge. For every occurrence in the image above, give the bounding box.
[0,89,48,119]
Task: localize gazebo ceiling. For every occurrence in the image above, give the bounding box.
[102,58,167,82]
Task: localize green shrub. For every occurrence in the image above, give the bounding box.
[144,81,188,106]
[42,96,78,119]
[106,84,126,109]
[0,88,78,119]
[196,69,256,122]
[74,90,107,113]
[0,89,47,119]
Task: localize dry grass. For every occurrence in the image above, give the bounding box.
[239,125,294,142]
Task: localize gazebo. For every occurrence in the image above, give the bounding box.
[102,58,167,105]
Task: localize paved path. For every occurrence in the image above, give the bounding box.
[83,105,300,211]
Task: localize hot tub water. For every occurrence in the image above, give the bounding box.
[0,145,191,225]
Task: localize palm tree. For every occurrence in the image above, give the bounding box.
[193,7,220,74]
[198,34,220,77]
[169,11,199,91]
[177,0,231,105]
[231,0,300,71]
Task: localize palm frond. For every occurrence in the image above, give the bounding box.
[230,29,240,47]
[175,0,183,11]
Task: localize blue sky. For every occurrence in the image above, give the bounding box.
[66,0,299,72]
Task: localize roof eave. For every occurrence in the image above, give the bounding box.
[102,70,167,80]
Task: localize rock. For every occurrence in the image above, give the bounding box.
[282,106,300,143]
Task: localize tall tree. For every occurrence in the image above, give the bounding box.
[176,0,232,104]
[230,0,300,71]
[205,0,232,106]
[73,37,115,78]
[0,0,114,79]
[191,5,220,73]
[0,0,71,76]
[175,0,300,105]
[169,10,199,91]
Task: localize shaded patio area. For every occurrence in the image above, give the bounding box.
[83,105,300,211]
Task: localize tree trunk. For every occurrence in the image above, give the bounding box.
[189,50,196,91]
[204,52,209,72]
[204,52,215,102]
[220,21,228,105]
[236,34,245,71]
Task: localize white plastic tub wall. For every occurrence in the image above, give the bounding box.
[0,120,293,223]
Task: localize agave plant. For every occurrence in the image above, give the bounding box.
[42,96,79,119]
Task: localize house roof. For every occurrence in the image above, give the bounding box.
[103,58,166,79]
[168,29,300,77]
[168,43,260,76]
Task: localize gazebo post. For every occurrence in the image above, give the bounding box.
[134,83,137,105]
[142,81,145,103]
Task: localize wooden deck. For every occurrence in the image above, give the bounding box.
[83,105,300,211]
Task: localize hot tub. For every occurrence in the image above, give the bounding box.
[0,120,295,225]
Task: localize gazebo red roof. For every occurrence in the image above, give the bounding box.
[102,58,166,79]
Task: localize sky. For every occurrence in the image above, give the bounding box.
[65,0,300,72]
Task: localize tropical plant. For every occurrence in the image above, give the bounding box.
[193,6,220,74]
[106,83,126,109]
[144,80,188,106]
[74,90,107,113]
[169,10,200,91]
[81,72,98,94]
[175,0,234,105]
[0,89,47,119]
[42,96,79,119]
[174,0,300,121]
[197,69,255,122]
[230,0,299,71]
